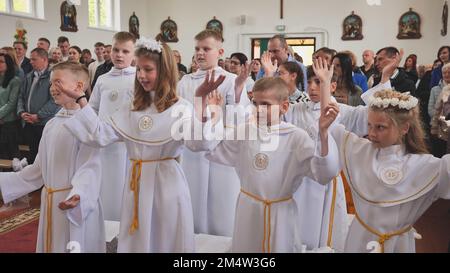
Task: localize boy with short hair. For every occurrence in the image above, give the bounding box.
[204,77,340,252]
[89,32,136,222]
[0,62,105,253]
[177,29,250,237]
[88,42,105,84]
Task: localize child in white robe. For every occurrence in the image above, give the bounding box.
[0,62,105,253]
[177,29,251,236]
[61,37,220,253]
[316,58,450,253]
[88,32,136,221]
[204,77,340,253]
[284,58,398,252]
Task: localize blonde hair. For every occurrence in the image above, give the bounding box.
[133,43,179,112]
[370,89,429,154]
[51,61,89,86]
[253,77,289,101]
[113,31,137,44]
[195,29,224,43]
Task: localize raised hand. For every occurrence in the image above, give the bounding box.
[58,194,80,211]
[261,51,277,77]
[207,90,224,107]
[319,103,340,133]
[235,62,251,88]
[54,81,84,100]
[381,49,404,83]
[195,70,226,98]
[312,57,334,83]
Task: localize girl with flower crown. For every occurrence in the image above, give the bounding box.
[315,58,450,253]
[60,37,221,253]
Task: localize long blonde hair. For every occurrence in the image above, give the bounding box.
[133,43,179,112]
[370,89,429,154]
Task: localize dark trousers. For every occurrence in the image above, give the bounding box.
[0,121,20,159]
[23,124,45,164]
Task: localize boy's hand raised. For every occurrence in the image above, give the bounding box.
[58,194,80,211]
[195,70,226,98]
[381,49,404,83]
[320,103,339,133]
[312,57,334,83]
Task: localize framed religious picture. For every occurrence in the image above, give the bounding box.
[442,1,448,36]
[156,17,179,43]
[60,1,78,32]
[206,16,223,36]
[397,8,422,39]
[129,12,140,39]
[341,11,363,41]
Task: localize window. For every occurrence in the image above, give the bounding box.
[252,37,316,66]
[89,0,120,31]
[0,0,44,19]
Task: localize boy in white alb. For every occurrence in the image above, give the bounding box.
[203,78,340,252]
[177,29,250,236]
[0,62,105,253]
[89,32,136,221]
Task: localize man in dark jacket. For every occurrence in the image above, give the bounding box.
[17,48,60,163]
[373,47,417,96]
[13,41,33,75]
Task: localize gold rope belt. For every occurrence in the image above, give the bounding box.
[355,212,412,253]
[128,158,177,235]
[327,177,338,248]
[43,185,73,253]
[240,188,292,253]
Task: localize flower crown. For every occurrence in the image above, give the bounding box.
[135,37,162,53]
[368,93,419,110]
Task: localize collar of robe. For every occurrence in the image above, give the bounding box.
[55,107,81,118]
[189,66,226,80]
[342,132,440,207]
[109,97,192,146]
[109,66,136,77]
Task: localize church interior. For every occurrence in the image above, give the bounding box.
[0,0,449,254]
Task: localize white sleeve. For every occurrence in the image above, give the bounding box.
[438,155,450,199]
[64,105,122,148]
[338,103,368,137]
[309,131,340,185]
[65,143,102,226]
[0,155,44,203]
[361,81,392,105]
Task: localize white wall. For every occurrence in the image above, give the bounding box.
[0,0,147,53]
[140,0,449,66]
[1,0,448,65]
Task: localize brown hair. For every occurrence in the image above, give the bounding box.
[370,89,429,154]
[1,46,20,67]
[280,61,304,90]
[51,61,90,88]
[113,31,137,44]
[133,43,179,112]
[195,29,224,43]
[253,77,289,101]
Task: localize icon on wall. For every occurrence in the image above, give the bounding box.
[397,8,422,39]
[206,16,223,36]
[129,12,140,39]
[341,11,364,41]
[442,1,448,36]
[60,1,78,32]
[156,17,179,43]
